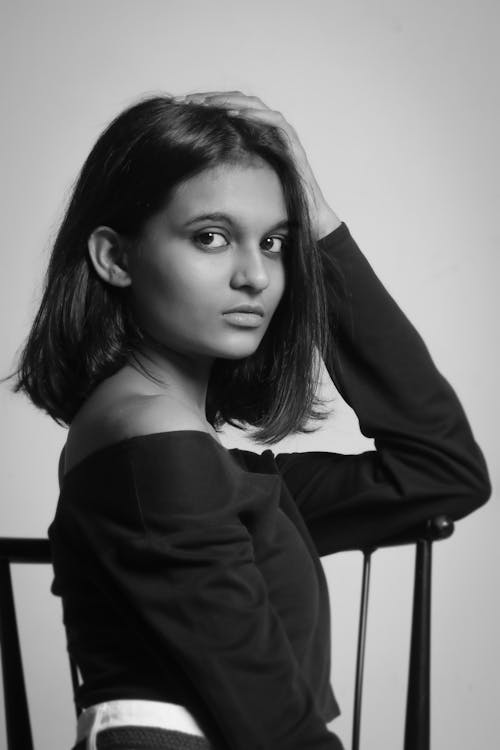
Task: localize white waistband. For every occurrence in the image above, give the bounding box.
[76,699,205,749]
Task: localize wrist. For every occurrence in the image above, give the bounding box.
[316,206,342,240]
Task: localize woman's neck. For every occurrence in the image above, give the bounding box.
[128,343,214,423]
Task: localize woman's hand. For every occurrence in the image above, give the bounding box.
[172,91,341,241]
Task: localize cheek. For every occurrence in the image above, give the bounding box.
[129,254,221,330]
[270,264,286,310]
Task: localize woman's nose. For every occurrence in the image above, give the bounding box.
[230,246,270,292]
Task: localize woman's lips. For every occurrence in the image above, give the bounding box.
[222,311,264,327]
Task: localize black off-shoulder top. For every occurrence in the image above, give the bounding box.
[49,223,491,750]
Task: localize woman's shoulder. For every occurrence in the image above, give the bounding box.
[63,381,221,478]
[60,390,250,525]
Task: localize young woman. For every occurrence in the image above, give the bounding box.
[14,91,490,750]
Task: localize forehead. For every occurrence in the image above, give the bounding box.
[166,161,288,226]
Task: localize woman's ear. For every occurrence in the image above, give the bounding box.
[87,226,132,287]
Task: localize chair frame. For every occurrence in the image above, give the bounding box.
[347,515,454,750]
[0,538,79,750]
[0,515,454,750]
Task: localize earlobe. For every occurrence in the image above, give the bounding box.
[87,226,132,287]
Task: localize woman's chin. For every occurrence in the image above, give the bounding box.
[214,340,263,361]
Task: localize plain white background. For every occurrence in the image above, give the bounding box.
[1,1,498,748]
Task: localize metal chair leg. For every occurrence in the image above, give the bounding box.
[0,559,34,750]
[352,550,372,750]
[404,538,432,750]
[69,654,82,716]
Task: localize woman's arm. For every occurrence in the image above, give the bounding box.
[273,222,491,554]
[169,91,491,552]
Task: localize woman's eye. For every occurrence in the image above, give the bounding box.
[261,236,287,254]
[194,231,228,249]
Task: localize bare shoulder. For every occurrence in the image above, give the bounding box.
[64,387,215,476]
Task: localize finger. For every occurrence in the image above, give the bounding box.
[172,90,245,102]
[186,90,246,98]
[175,92,269,109]
[204,94,268,109]
[226,107,285,124]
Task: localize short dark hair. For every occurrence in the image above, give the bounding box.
[13,94,338,445]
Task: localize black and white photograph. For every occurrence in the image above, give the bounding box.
[0,2,497,748]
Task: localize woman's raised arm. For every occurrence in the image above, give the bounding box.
[273,223,491,554]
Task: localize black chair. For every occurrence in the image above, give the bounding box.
[0,515,454,750]
[0,537,79,750]
[346,515,454,750]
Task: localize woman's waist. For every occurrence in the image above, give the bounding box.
[73,650,196,710]
[76,678,199,714]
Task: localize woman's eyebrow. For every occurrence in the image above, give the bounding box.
[183,212,291,232]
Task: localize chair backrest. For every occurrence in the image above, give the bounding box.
[0,538,79,750]
[0,515,454,750]
[348,514,454,750]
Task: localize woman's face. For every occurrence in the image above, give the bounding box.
[125,159,288,362]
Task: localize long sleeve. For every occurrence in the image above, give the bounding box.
[274,223,491,555]
[52,435,344,750]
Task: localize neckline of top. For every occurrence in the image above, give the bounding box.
[61,429,235,483]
